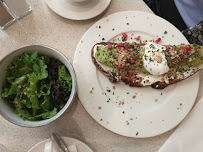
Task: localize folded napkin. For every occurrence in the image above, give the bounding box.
[68,145,78,152]
[44,139,77,152]
[158,97,203,152]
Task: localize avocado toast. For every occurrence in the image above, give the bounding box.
[91,42,203,89]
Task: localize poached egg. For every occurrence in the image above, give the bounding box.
[143,42,169,75]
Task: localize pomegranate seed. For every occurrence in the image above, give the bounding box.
[183,47,188,54]
[195,47,198,53]
[133,57,138,61]
[128,72,133,79]
[151,39,155,42]
[122,33,128,39]
[155,38,161,43]
[124,42,128,46]
[184,50,189,54]
[116,43,123,47]
[118,64,125,69]
[166,45,170,50]
[181,43,185,45]
[177,50,180,55]
[108,44,112,49]
[136,36,141,41]
[186,45,191,50]
[180,55,186,60]
[130,45,134,48]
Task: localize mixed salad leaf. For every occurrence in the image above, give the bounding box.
[1,52,72,121]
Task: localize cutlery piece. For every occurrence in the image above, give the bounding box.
[51,133,64,152]
[51,133,70,152]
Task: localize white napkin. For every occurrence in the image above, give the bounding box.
[44,139,78,152]
[158,97,203,152]
[68,145,78,152]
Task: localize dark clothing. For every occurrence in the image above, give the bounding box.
[144,0,203,46]
[144,0,187,31]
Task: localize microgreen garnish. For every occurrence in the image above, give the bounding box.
[106,89,111,92]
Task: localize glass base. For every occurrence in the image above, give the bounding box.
[1,18,16,30]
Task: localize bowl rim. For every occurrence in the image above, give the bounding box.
[0,44,77,127]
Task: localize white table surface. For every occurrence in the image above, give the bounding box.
[0,0,202,152]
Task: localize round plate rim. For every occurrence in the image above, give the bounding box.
[73,11,199,138]
[44,0,111,20]
[28,137,93,152]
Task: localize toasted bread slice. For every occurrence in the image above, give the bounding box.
[91,42,203,89]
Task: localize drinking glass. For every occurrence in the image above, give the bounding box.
[0,0,32,30]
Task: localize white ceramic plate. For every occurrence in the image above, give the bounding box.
[73,11,199,138]
[28,137,93,152]
[45,0,111,20]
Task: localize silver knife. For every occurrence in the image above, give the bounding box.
[51,133,70,152]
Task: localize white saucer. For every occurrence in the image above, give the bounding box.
[28,137,93,152]
[45,0,111,20]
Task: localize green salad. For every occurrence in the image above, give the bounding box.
[1,51,72,121]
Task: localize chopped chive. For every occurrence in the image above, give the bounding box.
[121,37,126,41]
[106,89,111,92]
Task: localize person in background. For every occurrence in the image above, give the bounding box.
[144,0,203,46]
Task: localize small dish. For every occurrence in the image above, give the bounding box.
[28,137,93,152]
[0,45,77,127]
[45,0,111,20]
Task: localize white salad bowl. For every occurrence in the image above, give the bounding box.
[0,45,77,127]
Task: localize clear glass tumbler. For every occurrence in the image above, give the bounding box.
[0,0,32,29]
